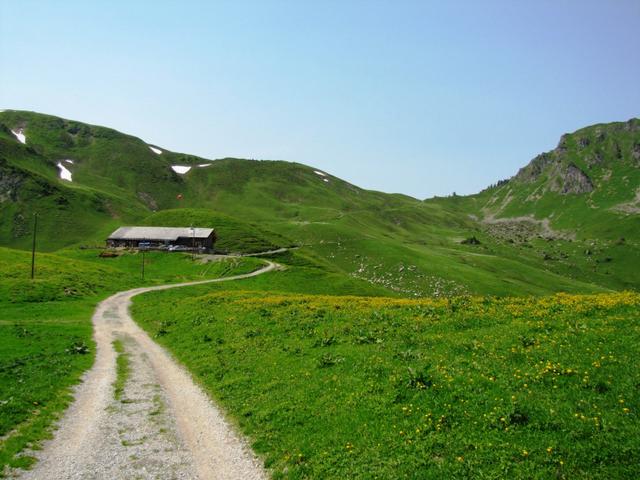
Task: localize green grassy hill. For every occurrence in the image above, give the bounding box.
[455,118,640,240]
[0,110,638,295]
[424,118,640,292]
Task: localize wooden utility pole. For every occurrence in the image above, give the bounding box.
[141,239,145,280]
[191,225,195,261]
[30,213,38,279]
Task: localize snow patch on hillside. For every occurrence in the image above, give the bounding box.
[323,178,329,183]
[56,162,73,181]
[314,170,327,177]
[198,163,211,168]
[149,146,162,154]
[11,129,26,144]
[171,165,191,174]
[64,159,74,164]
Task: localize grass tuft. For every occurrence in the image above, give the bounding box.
[112,339,130,402]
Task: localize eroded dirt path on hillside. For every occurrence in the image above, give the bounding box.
[19,264,276,480]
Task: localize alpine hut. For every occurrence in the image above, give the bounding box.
[106,226,216,252]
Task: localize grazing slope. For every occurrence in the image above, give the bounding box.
[133,288,640,479]
[426,118,640,292]
[1,110,637,295]
[466,118,640,240]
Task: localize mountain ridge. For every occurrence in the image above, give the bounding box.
[458,117,640,242]
[1,110,638,296]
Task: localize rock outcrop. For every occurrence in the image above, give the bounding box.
[550,163,594,195]
[0,166,23,203]
[512,119,640,195]
[514,152,554,183]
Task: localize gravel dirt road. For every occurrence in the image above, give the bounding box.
[18,263,276,480]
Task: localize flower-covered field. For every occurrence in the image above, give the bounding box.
[133,291,640,479]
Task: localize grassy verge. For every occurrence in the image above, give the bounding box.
[0,300,94,472]
[132,290,640,479]
[112,340,130,402]
[0,246,264,475]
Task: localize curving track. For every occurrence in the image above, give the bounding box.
[19,263,277,480]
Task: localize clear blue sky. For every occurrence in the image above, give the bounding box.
[1,1,638,198]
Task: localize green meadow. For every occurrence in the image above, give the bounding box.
[0,299,95,471]
[133,288,640,479]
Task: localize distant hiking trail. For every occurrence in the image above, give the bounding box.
[19,262,277,480]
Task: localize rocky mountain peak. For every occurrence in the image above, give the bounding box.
[511,118,640,196]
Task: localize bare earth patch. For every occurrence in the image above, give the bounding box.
[481,214,574,242]
[611,188,640,214]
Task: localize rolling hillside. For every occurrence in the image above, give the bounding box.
[0,110,638,296]
[426,118,640,292]
[460,118,640,239]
